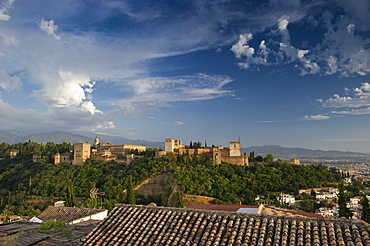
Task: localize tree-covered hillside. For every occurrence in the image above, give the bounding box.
[0,141,343,216]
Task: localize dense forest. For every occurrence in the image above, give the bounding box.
[0,141,343,216]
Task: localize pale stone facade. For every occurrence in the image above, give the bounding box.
[165,139,183,152]
[73,143,91,165]
[290,158,300,165]
[163,138,248,166]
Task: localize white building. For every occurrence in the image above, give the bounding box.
[276,193,295,205]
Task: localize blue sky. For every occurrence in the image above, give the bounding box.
[0,0,370,152]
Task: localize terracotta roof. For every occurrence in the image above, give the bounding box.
[79,204,370,246]
[263,205,323,218]
[187,204,259,212]
[187,204,323,218]
[0,221,99,246]
[38,207,107,223]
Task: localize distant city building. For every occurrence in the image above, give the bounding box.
[9,151,17,159]
[276,193,296,205]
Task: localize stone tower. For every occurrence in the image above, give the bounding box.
[165,139,175,152]
[94,136,100,146]
[73,143,91,165]
[165,138,183,152]
[229,140,241,157]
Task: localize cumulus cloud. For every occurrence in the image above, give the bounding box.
[311,83,370,119]
[230,33,255,59]
[33,71,102,114]
[320,83,370,109]
[318,14,370,77]
[38,19,61,40]
[231,15,320,75]
[230,1,370,77]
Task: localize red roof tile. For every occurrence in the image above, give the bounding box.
[78,204,370,246]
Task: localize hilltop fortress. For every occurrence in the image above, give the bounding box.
[33,136,146,165]
[159,138,248,165]
[32,137,248,166]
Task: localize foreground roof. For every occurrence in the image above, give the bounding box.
[38,206,107,223]
[79,204,370,246]
[0,221,99,246]
[186,204,323,218]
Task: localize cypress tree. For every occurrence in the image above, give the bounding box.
[338,183,352,219]
[175,191,183,208]
[66,177,75,207]
[361,194,370,223]
[125,175,136,204]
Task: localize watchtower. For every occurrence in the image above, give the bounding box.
[229,141,241,157]
[73,143,91,165]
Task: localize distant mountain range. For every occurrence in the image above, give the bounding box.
[0,131,163,148]
[1,131,369,160]
[242,145,369,160]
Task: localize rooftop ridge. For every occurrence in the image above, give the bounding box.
[114,203,363,225]
[80,204,370,245]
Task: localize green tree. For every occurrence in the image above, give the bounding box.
[175,191,183,208]
[249,151,255,162]
[361,194,370,223]
[338,183,352,219]
[264,154,274,163]
[255,156,263,162]
[125,175,136,204]
[65,177,75,207]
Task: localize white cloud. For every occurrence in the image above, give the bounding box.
[314,83,370,118]
[0,0,14,21]
[331,107,370,115]
[0,33,18,47]
[95,121,115,130]
[32,71,102,114]
[230,33,254,59]
[80,101,102,115]
[317,13,370,77]
[229,2,370,77]
[346,24,355,34]
[320,83,370,109]
[112,73,234,115]
[0,95,110,133]
[38,19,60,40]
[231,15,321,74]
[301,114,331,121]
[0,69,22,91]
[0,7,10,21]
[175,121,184,126]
